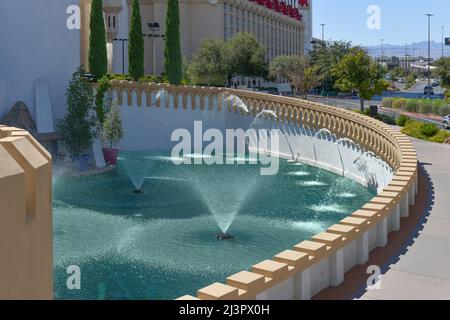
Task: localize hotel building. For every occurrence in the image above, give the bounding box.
[80,0,313,84]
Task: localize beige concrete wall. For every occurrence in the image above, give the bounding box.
[0,126,53,300]
[81,0,307,76]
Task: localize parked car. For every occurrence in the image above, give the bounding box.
[424,86,435,96]
[432,81,439,87]
[443,115,450,130]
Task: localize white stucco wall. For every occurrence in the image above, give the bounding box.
[0,0,80,123]
[112,91,394,192]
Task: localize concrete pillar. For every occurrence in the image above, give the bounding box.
[377,217,388,247]
[400,192,409,218]
[294,268,311,300]
[409,184,415,206]
[392,204,401,232]
[92,138,106,168]
[415,173,419,195]
[357,232,369,265]
[330,249,344,287]
[0,77,5,119]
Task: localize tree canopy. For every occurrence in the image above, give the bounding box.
[269,55,323,99]
[332,48,388,111]
[187,39,227,86]
[164,0,182,84]
[223,33,267,83]
[128,0,144,81]
[88,0,108,79]
[310,41,354,93]
[435,57,450,87]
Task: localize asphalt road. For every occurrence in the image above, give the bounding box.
[404,80,445,95]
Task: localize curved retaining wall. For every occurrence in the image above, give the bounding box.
[109,81,394,191]
[0,126,53,299]
[107,81,419,300]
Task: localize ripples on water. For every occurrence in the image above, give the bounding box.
[53,151,375,300]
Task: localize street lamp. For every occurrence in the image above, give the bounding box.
[320,23,326,43]
[113,38,129,74]
[147,22,165,75]
[380,38,384,64]
[425,13,433,89]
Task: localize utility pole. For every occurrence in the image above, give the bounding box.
[442,26,445,59]
[380,38,384,64]
[405,43,408,73]
[426,14,433,88]
[321,24,325,42]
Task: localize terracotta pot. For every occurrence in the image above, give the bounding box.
[102,148,120,165]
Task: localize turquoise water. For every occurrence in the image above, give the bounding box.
[53,151,375,300]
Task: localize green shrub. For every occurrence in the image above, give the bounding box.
[405,99,418,112]
[58,67,97,156]
[397,115,410,127]
[382,98,394,108]
[94,76,111,125]
[418,99,432,114]
[432,100,445,116]
[102,101,124,148]
[402,119,450,143]
[392,99,405,109]
[429,130,450,143]
[379,114,396,125]
[439,105,450,116]
[401,121,425,140]
[420,123,440,137]
[445,90,450,101]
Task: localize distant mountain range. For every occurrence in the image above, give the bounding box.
[365,41,450,60]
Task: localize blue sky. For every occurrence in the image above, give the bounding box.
[313,0,450,46]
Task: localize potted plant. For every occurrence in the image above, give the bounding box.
[101,100,124,165]
[58,66,97,172]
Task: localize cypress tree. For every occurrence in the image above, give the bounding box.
[88,0,108,79]
[164,0,182,84]
[129,0,144,81]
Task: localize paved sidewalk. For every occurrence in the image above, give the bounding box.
[360,138,450,300]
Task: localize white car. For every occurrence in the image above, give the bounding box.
[444,115,450,129]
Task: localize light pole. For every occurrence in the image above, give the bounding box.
[114,38,129,74]
[442,26,445,59]
[380,38,384,64]
[405,43,408,72]
[147,22,165,75]
[320,24,326,43]
[426,13,433,88]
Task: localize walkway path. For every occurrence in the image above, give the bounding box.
[360,138,450,300]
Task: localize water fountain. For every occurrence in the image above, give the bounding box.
[222,94,249,114]
[119,154,155,193]
[183,158,261,235]
[311,128,333,165]
[154,89,168,107]
[336,137,359,177]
